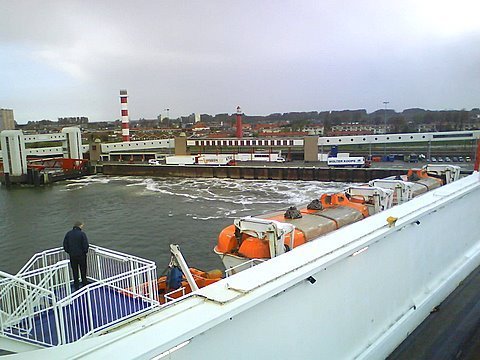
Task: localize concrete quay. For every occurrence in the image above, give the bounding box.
[99,163,409,183]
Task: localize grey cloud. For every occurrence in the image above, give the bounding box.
[1,0,479,122]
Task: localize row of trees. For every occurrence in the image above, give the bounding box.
[19,108,479,136]
[151,108,480,134]
[196,108,479,129]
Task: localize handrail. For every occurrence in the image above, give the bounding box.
[0,261,70,300]
[0,270,56,329]
[1,245,159,347]
[19,245,155,276]
[0,262,69,326]
[225,259,265,277]
[164,287,186,303]
[55,268,159,343]
[94,248,129,262]
[18,247,67,274]
[0,270,55,295]
[15,260,70,279]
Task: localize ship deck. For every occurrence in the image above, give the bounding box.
[3,266,480,358]
[5,284,152,346]
[388,264,480,360]
[0,245,159,352]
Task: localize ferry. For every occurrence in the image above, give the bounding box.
[1,159,480,359]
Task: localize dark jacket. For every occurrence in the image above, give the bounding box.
[63,226,89,257]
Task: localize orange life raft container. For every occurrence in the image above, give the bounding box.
[216,192,369,260]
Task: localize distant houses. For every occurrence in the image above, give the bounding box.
[8,108,480,141]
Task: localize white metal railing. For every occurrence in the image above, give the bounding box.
[164,287,187,303]
[18,248,69,275]
[18,245,157,294]
[225,259,265,277]
[4,262,70,322]
[56,265,159,344]
[0,268,64,347]
[0,245,159,347]
[5,261,72,301]
[162,270,215,304]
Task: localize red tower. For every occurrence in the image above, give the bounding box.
[120,89,130,142]
[236,106,243,138]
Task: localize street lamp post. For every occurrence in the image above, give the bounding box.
[383,101,389,155]
[164,108,170,127]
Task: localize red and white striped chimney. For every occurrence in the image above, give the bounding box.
[236,106,243,138]
[120,89,130,142]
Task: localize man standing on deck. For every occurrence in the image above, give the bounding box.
[63,221,89,290]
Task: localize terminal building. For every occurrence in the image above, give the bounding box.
[0,109,15,131]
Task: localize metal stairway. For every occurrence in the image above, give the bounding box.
[0,245,159,353]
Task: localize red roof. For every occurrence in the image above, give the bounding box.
[254,123,281,131]
[192,122,209,129]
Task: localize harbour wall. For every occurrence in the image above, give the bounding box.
[0,168,89,187]
[100,164,407,182]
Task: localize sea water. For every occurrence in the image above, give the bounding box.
[0,175,347,274]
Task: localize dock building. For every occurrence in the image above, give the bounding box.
[0,109,15,131]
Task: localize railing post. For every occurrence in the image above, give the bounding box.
[42,251,48,269]
[58,302,66,345]
[96,251,102,281]
[52,301,63,345]
[64,263,71,298]
[147,269,154,301]
[49,265,55,298]
[86,290,94,336]
[26,285,34,332]
[129,260,136,296]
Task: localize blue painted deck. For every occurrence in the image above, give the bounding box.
[6,284,152,346]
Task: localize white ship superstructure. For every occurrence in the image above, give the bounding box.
[1,167,480,359]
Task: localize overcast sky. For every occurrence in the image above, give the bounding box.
[1,1,479,123]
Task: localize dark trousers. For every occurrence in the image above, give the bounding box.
[70,255,88,288]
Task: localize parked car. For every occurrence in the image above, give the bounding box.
[465,156,471,162]
[445,156,452,162]
[452,156,458,162]
[148,159,161,165]
[437,157,444,163]
[458,156,464,162]
[408,153,419,163]
[430,157,437,163]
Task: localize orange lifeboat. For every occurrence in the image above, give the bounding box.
[215,192,369,263]
[156,268,222,304]
[126,244,224,304]
[214,165,455,273]
[121,267,222,304]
